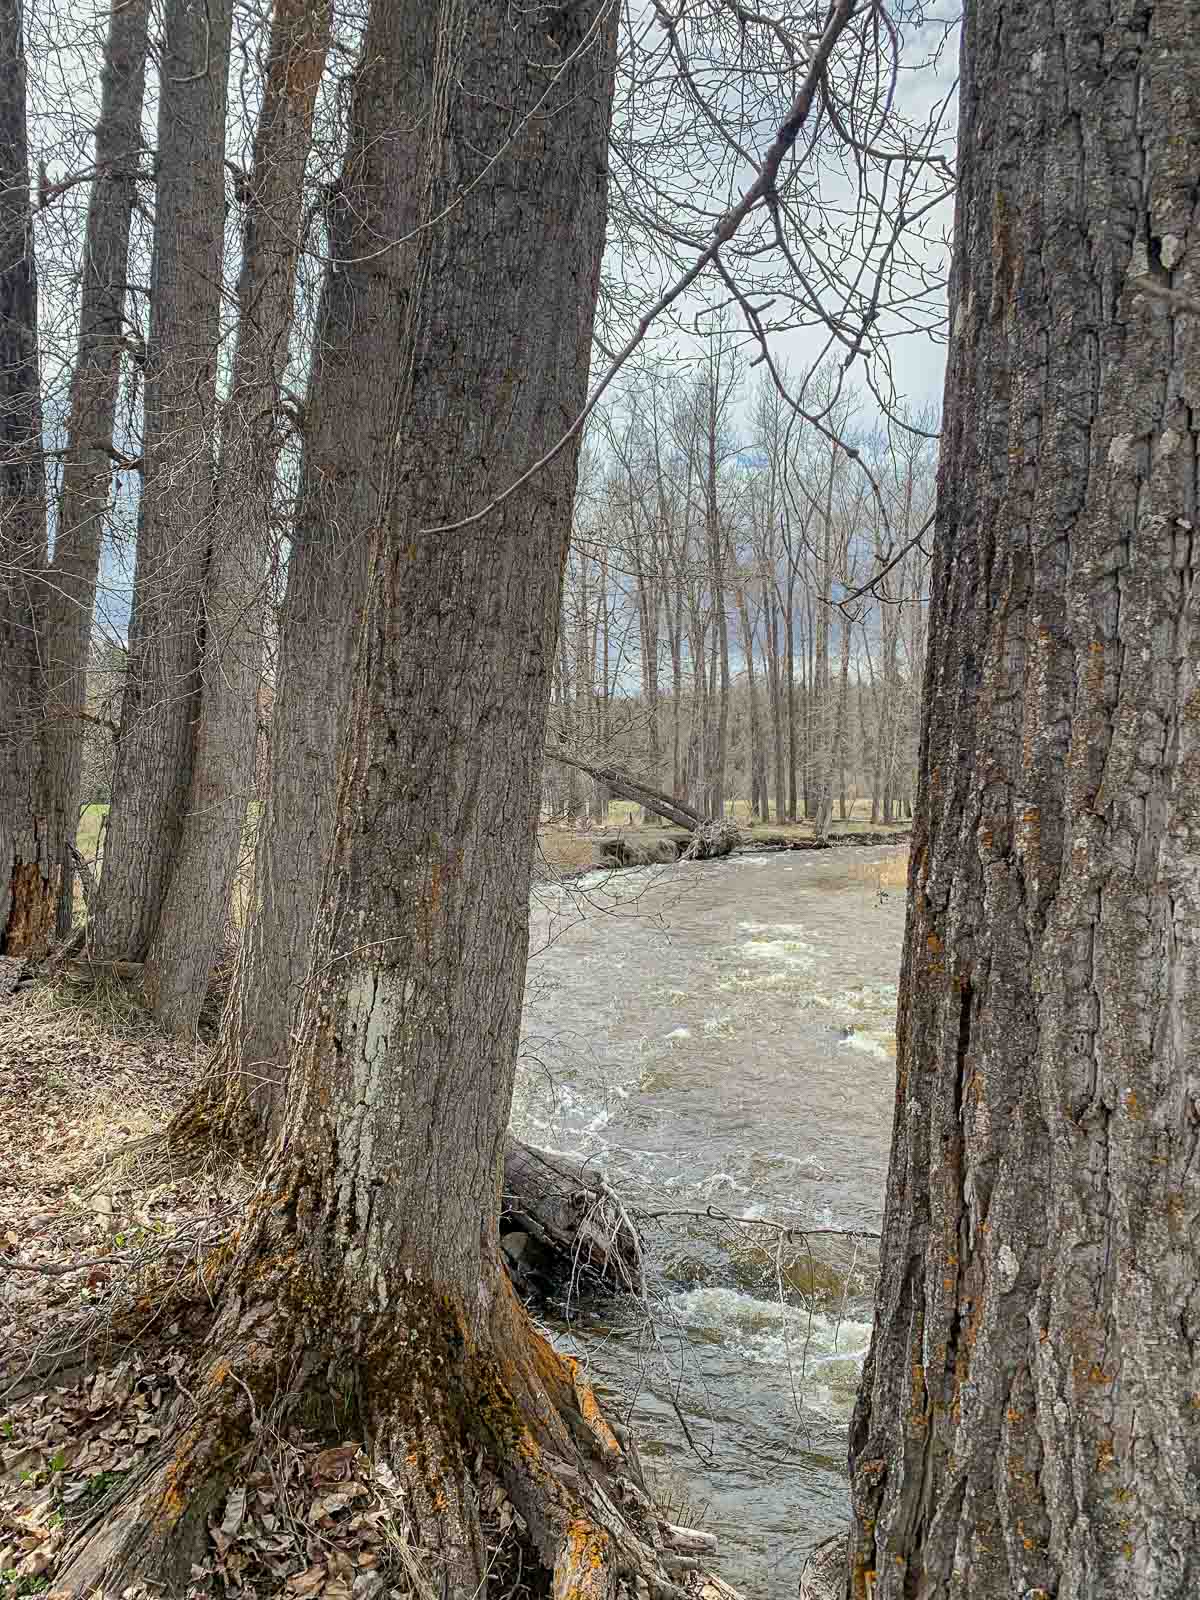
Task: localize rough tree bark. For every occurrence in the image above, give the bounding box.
[42,0,148,938]
[54,8,688,1596]
[0,0,60,956]
[206,0,431,1129]
[846,2,1200,1596]
[143,0,332,1033]
[91,0,234,961]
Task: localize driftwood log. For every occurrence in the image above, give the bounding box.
[681,817,743,860]
[751,829,910,851]
[501,1135,644,1300]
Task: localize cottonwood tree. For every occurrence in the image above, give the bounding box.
[0,0,62,955]
[40,0,148,939]
[90,0,235,964]
[56,5,655,1595]
[205,0,427,1130]
[846,0,1200,1594]
[142,0,332,1034]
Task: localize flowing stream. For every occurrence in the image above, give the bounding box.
[513,845,908,1599]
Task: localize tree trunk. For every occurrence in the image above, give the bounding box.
[43,0,148,938]
[143,0,331,1034]
[91,0,234,961]
[784,569,798,819]
[53,9,687,1597]
[0,0,59,956]
[834,606,852,823]
[847,2,1200,1595]
[763,575,785,823]
[735,583,767,820]
[211,6,424,1127]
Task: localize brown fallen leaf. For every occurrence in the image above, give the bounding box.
[287,1564,327,1595]
[311,1443,360,1484]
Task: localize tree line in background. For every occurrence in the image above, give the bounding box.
[550,354,933,830]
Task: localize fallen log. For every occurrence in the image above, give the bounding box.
[501,1135,644,1300]
[545,747,702,831]
[596,835,682,868]
[659,1521,720,1557]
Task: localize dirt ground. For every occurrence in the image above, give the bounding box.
[0,985,538,1600]
[0,979,739,1600]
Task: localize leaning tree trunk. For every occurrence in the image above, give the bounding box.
[90,0,234,962]
[42,0,148,938]
[143,0,331,1033]
[546,748,703,831]
[0,0,59,956]
[846,2,1200,1596]
[53,8,683,1598]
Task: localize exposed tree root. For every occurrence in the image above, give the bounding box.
[50,1181,733,1600]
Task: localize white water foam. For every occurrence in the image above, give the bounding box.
[662,1285,873,1402]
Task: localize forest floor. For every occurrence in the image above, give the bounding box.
[0,985,510,1600]
[0,979,735,1600]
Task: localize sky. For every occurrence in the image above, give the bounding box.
[30,0,961,640]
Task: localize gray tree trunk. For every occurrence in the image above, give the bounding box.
[784,569,798,818]
[735,584,767,819]
[0,0,59,956]
[144,0,331,1033]
[214,0,446,1126]
[43,0,148,938]
[57,7,655,1598]
[847,2,1200,1595]
[91,0,234,961]
[763,577,785,822]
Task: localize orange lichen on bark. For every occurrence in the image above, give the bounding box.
[553,1519,612,1600]
[570,1361,622,1464]
[4,859,56,956]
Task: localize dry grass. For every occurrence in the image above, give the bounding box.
[847,847,910,892]
[533,828,603,878]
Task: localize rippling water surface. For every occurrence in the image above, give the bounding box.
[513,845,908,1599]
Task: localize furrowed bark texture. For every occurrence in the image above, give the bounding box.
[847,2,1200,1596]
[0,0,59,955]
[92,0,234,961]
[286,0,618,1313]
[144,0,331,1034]
[43,0,148,938]
[214,0,418,1115]
[57,7,650,1598]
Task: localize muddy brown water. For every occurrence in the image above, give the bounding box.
[514,847,908,1599]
